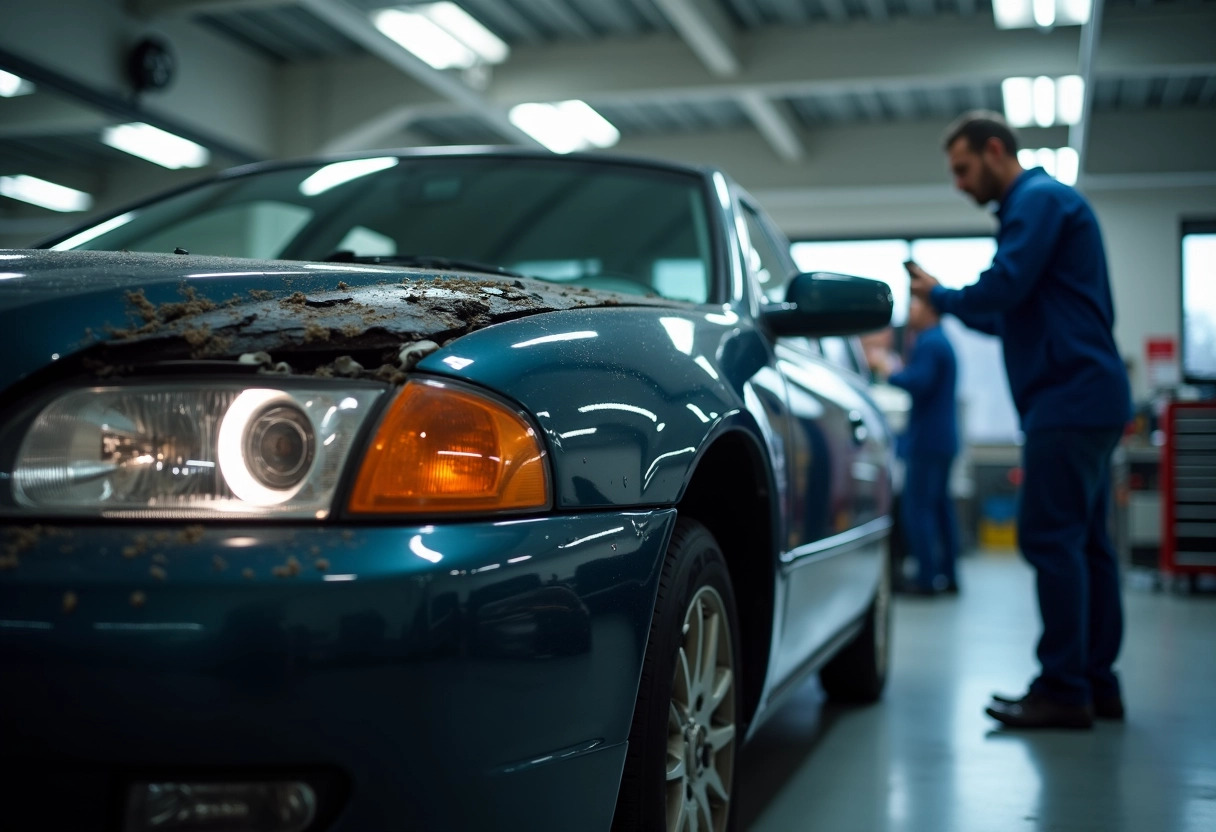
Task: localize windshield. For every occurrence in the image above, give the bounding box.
[47,155,717,304]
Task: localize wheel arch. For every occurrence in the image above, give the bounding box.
[675,428,777,732]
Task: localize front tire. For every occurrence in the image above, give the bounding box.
[613,518,742,832]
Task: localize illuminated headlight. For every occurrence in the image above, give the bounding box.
[4,383,383,518]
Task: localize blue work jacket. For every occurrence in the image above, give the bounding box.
[888,325,958,457]
[930,168,1132,432]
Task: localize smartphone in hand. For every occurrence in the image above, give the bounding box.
[903,259,921,276]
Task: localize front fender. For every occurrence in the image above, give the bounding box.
[415,305,780,509]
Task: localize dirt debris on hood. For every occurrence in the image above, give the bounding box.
[398,340,439,370]
[79,271,674,377]
[2,524,70,569]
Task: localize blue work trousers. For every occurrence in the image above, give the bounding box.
[1020,428,1124,706]
[902,452,959,591]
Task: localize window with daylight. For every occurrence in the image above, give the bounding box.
[792,236,1020,444]
[1182,221,1216,384]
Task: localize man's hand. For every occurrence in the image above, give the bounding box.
[907,262,940,300]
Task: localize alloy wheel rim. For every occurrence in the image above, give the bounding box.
[666,585,736,832]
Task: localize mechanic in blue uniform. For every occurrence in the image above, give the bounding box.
[910,112,1132,730]
[886,294,960,596]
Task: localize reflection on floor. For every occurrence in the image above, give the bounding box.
[738,552,1216,832]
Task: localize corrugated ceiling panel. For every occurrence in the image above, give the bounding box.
[787,83,1000,126]
[199,5,368,62]
[595,99,750,135]
[726,0,993,24]
[1093,74,1216,111]
[411,115,513,145]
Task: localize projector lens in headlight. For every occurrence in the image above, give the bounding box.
[7,383,383,518]
[248,406,314,489]
[218,390,319,505]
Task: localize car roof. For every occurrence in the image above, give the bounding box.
[218,146,721,184]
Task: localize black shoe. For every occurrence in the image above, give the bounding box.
[940,581,960,595]
[1094,696,1125,721]
[898,580,938,597]
[985,692,1094,729]
[992,692,1125,721]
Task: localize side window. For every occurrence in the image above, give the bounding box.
[740,204,793,303]
[821,336,864,376]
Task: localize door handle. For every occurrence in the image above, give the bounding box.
[848,410,868,445]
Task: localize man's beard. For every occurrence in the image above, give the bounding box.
[972,163,1002,205]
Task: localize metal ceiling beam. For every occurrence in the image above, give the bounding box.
[652,0,741,77]
[0,94,113,140]
[736,91,805,162]
[653,1,811,162]
[293,0,541,148]
[1071,0,1105,188]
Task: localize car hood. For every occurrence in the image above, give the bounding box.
[0,249,669,390]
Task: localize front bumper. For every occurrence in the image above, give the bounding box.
[0,510,676,831]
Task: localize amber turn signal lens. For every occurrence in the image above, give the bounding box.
[349,380,549,514]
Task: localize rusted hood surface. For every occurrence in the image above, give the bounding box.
[0,249,668,389]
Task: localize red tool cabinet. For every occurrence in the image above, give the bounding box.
[1160,401,1216,588]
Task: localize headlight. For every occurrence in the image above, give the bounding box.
[5,383,384,518]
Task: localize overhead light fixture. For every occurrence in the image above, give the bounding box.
[372,3,509,70]
[0,174,93,212]
[992,0,1090,28]
[1032,76,1055,127]
[299,157,399,196]
[1002,75,1084,127]
[0,69,35,98]
[1017,147,1079,185]
[1032,0,1055,28]
[101,122,211,169]
[1056,75,1085,125]
[508,101,620,154]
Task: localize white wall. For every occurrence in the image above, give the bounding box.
[1094,186,1216,400]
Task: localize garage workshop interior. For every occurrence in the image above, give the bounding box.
[0,1,1214,831]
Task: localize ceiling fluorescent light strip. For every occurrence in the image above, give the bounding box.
[1032,76,1056,127]
[1002,75,1084,128]
[101,123,210,169]
[1033,0,1056,28]
[1002,77,1034,128]
[0,69,35,98]
[508,101,620,154]
[1056,75,1085,126]
[421,2,509,64]
[372,4,508,70]
[0,174,93,212]
[1018,148,1079,186]
[993,0,1090,28]
[373,9,476,70]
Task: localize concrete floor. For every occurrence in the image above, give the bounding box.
[736,552,1216,832]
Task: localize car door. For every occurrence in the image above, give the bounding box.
[737,201,889,686]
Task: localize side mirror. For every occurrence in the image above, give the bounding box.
[762,272,893,337]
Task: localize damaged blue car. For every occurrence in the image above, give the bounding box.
[0,150,892,832]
